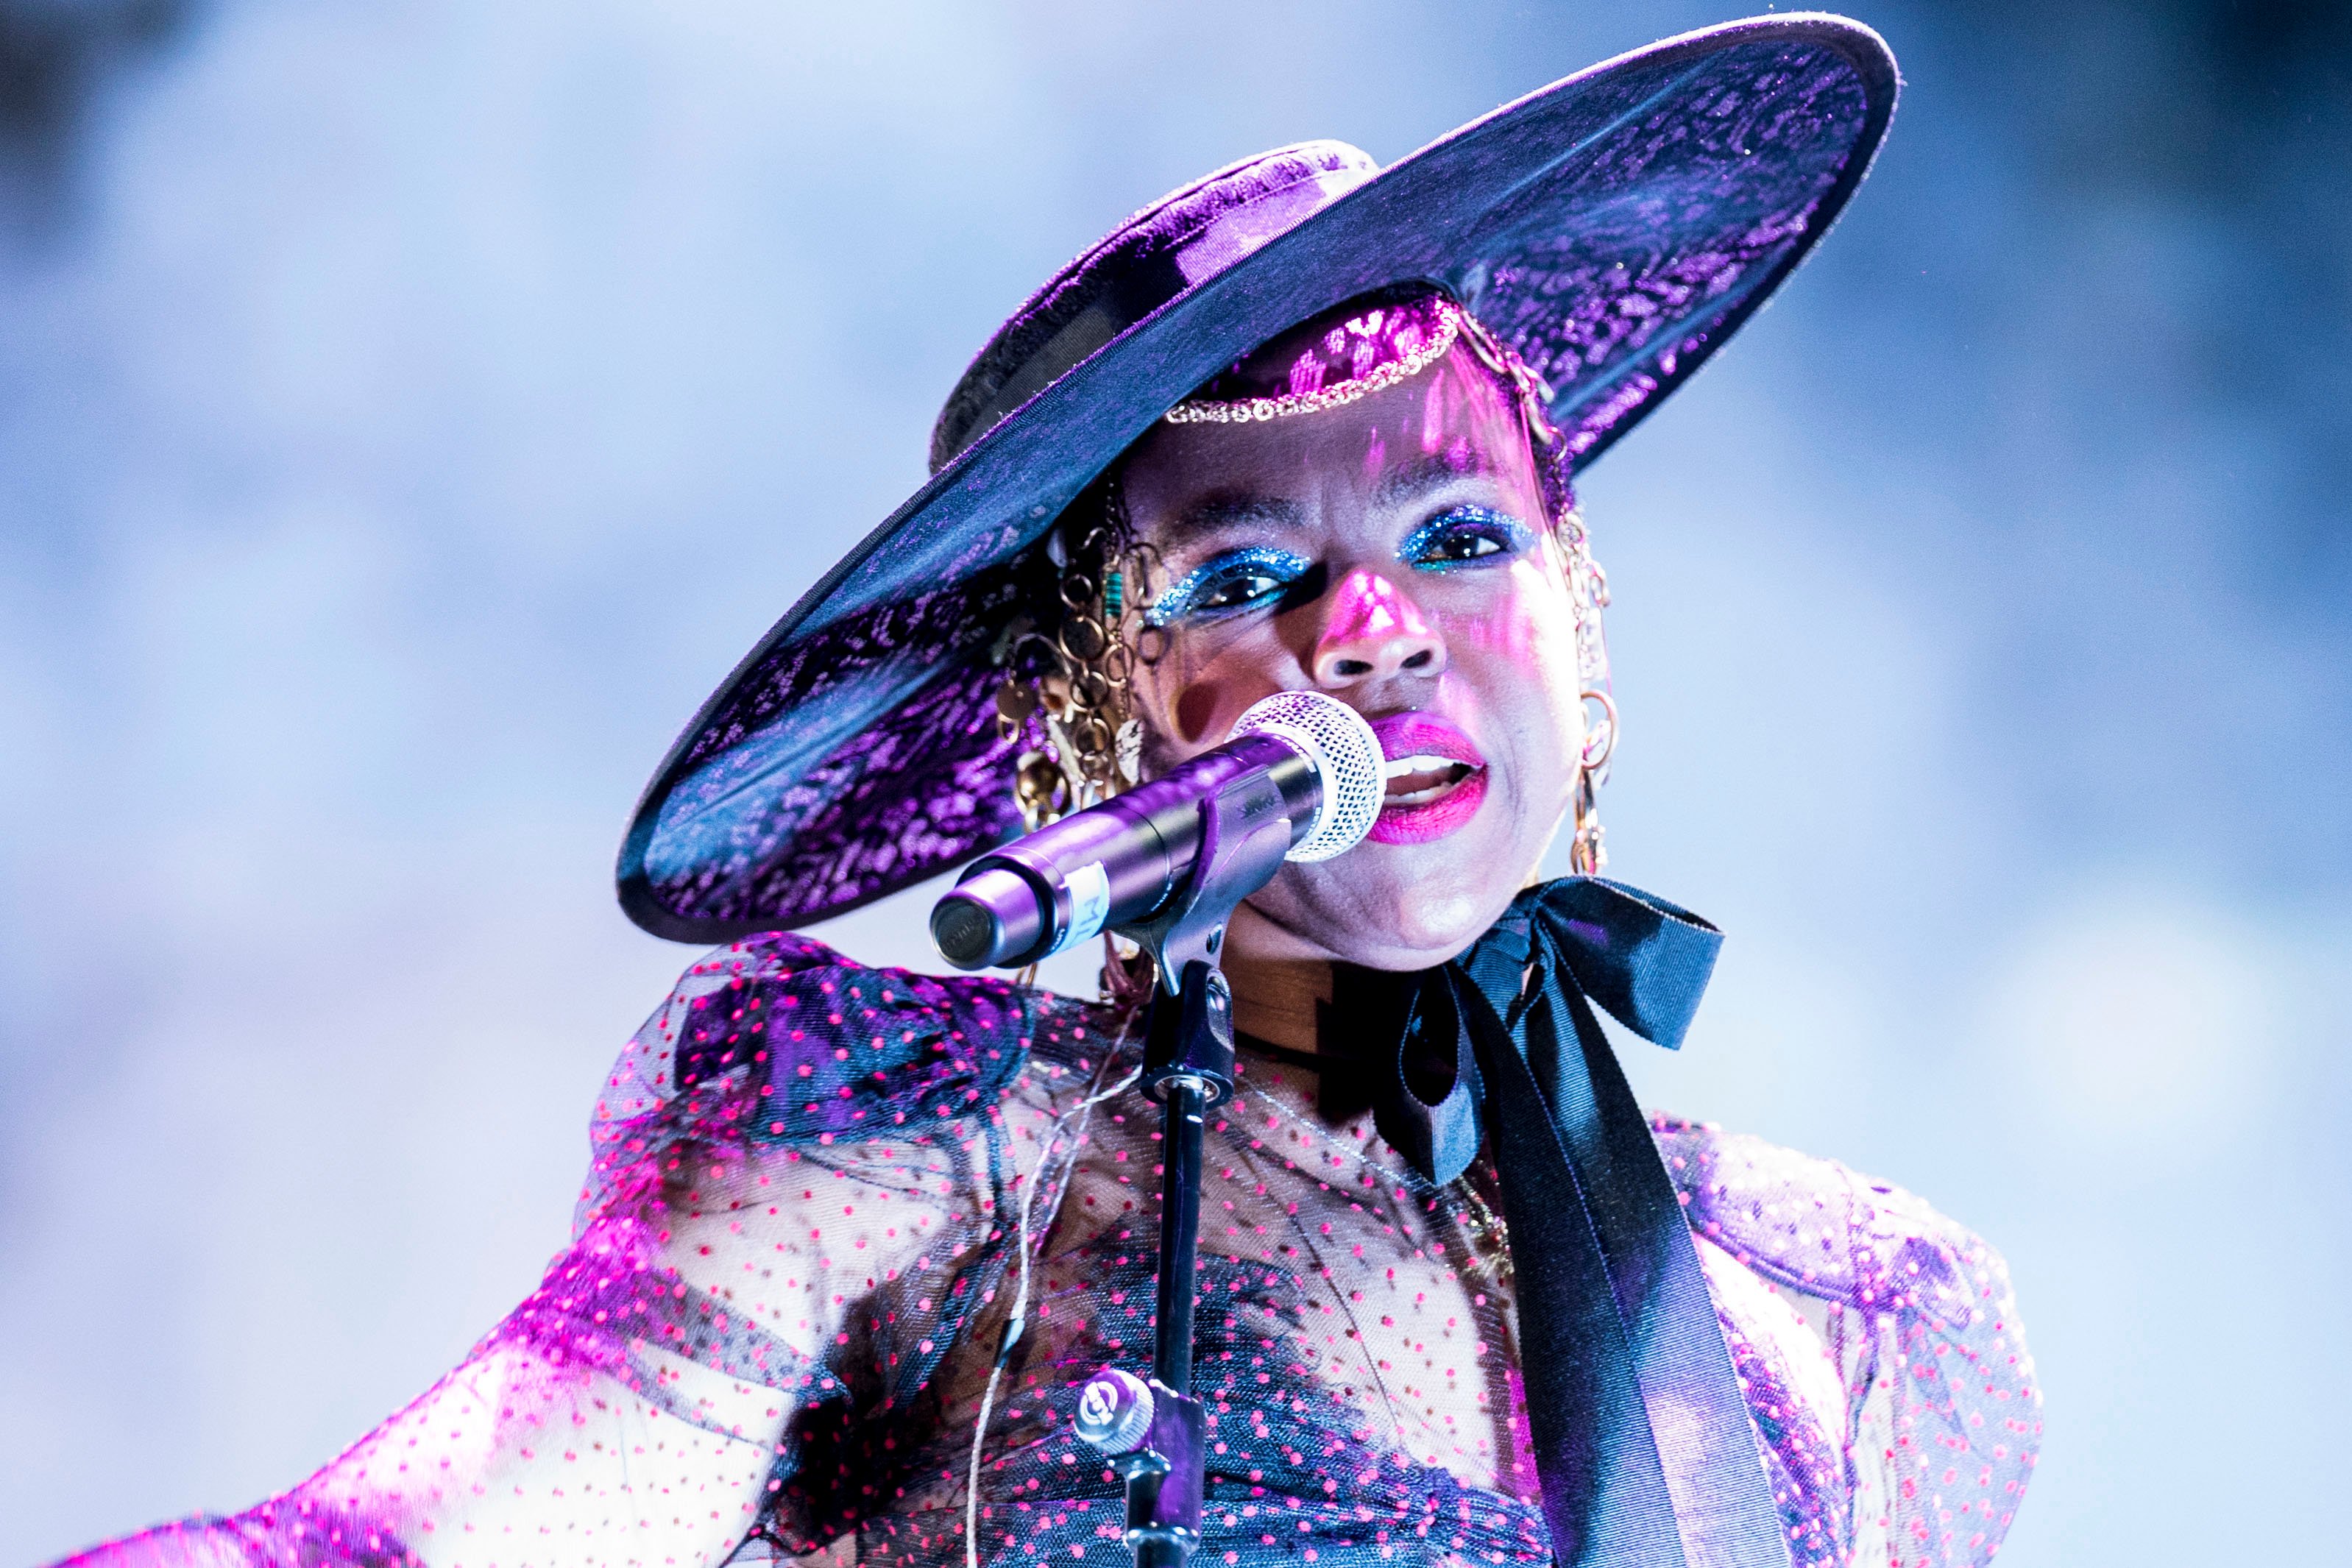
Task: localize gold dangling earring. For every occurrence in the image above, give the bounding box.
[1570,688,1617,876]
[1570,770,1607,876]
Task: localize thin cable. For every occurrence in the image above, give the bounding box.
[966,1024,1144,1568]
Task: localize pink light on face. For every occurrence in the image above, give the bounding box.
[1420,370,1453,453]
[1450,575,1551,667]
[1320,567,1428,648]
[1419,354,1503,458]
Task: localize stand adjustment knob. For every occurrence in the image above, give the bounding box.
[1074,1368,1155,1456]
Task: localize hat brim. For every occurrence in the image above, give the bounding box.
[619,13,1898,943]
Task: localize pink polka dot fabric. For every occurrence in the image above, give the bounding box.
[60,937,2038,1568]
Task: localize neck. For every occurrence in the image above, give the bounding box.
[1216,941,1347,1129]
[1216,899,1337,1054]
[1221,946,1331,1054]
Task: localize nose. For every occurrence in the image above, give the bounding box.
[1311,567,1447,688]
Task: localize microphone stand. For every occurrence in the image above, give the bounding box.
[1071,755,1298,1568]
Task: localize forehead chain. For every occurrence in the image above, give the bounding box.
[1160,297,1562,451]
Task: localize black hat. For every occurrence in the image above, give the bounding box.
[619,14,1898,943]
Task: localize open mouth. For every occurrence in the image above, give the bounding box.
[1367,712,1489,844]
[1384,753,1481,807]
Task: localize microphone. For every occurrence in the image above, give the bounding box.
[930,690,1384,971]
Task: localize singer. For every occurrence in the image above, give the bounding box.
[61,18,2038,1568]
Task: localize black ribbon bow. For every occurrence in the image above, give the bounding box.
[1321,877,1791,1568]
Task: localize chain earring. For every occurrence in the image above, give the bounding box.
[1048,479,1145,807]
[991,479,1162,1011]
[1570,688,1617,876]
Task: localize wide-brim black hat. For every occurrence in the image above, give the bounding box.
[618,14,1898,943]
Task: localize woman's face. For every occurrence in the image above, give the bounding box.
[1119,348,1586,972]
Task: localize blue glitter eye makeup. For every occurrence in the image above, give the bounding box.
[1144,547,1312,627]
[1398,506,1534,572]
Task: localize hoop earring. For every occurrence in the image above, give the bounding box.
[1577,688,1617,778]
[1570,688,1616,876]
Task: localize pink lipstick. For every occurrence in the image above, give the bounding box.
[1366,711,1488,845]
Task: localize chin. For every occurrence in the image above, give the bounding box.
[1360,812,1543,948]
[1233,774,1564,971]
[1253,862,1513,972]
[1364,879,1507,966]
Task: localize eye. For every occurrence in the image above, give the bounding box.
[1399,507,1534,572]
[1146,548,1311,627]
[1425,532,1503,562]
[1196,569,1289,611]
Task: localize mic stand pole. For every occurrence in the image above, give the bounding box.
[1114,960,1232,1568]
[1073,762,1295,1568]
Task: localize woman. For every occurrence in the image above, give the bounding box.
[64,18,2038,1568]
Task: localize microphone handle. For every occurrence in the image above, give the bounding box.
[931,734,1316,970]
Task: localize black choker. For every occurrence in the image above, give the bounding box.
[1233,1032,1355,1076]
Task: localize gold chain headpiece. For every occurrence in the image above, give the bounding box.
[1161,301,1466,425]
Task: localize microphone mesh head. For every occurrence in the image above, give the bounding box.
[1235,691,1384,862]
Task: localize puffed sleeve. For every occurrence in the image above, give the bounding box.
[1656,1119,2043,1568]
[537,932,1057,1550]
[52,934,1056,1568]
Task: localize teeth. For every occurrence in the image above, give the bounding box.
[1384,753,1465,778]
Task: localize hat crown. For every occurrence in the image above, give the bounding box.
[928,141,1378,472]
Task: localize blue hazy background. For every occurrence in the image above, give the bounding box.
[3,2,2345,1562]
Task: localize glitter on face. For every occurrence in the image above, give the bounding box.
[1144,546,1313,628]
[1395,508,1535,573]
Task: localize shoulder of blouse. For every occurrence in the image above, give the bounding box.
[518,934,1126,1477]
[1649,1118,2044,1561]
[575,932,1114,1227]
[1649,1115,2022,1321]
[1651,1115,2042,1431]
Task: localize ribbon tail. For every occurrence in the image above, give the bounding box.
[1475,996,1688,1567]
[1468,934,1790,1568]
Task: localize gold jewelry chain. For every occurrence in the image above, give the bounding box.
[992,483,1160,1007]
[993,496,1150,832]
[1051,494,1142,806]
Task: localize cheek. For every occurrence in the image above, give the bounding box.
[1130,628,1285,762]
[1453,589,1550,668]
[1446,577,1585,786]
[1449,570,1577,674]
